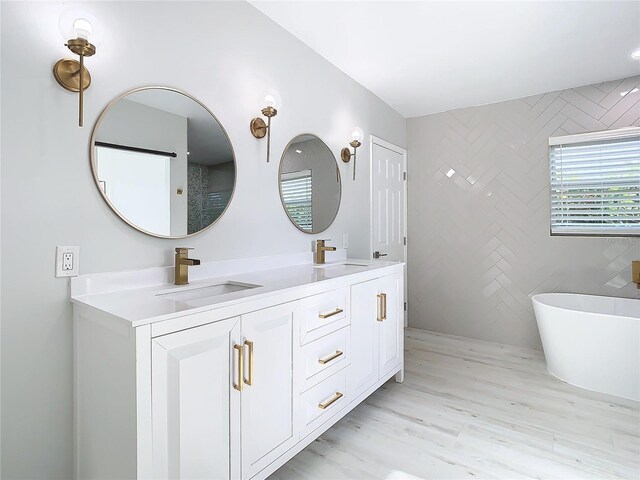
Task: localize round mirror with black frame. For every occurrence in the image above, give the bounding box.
[90,86,236,238]
[279,134,341,234]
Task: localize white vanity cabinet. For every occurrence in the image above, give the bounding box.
[349,274,403,399]
[151,316,242,480]
[240,303,297,479]
[72,262,403,480]
[151,302,296,480]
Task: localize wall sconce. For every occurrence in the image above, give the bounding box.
[341,127,364,180]
[250,93,281,162]
[53,12,100,127]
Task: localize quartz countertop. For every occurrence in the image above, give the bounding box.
[71,253,403,327]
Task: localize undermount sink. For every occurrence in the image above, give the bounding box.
[315,262,369,269]
[157,281,260,304]
[314,263,370,278]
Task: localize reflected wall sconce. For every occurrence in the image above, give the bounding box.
[53,12,100,127]
[341,127,364,180]
[250,93,281,162]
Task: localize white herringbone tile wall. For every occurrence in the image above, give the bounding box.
[407,76,640,348]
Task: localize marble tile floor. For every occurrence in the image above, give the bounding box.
[269,328,640,480]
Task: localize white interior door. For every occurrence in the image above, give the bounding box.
[371,140,406,262]
[370,137,407,324]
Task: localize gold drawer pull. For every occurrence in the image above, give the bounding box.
[244,340,254,386]
[319,308,343,319]
[318,350,343,365]
[233,344,243,391]
[318,391,344,410]
[377,293,387,321]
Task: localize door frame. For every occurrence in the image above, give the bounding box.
[369,135,408,327]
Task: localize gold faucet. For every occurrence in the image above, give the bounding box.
[174,247,201,285]
[632,261,640,289]
[315,239,336,265]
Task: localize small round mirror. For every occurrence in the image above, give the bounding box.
[279,134,341,233]
[91,87,236,238]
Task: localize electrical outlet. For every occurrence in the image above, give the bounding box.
[62,253,74,271]
[56,246,79,277]
[342,234,349,249]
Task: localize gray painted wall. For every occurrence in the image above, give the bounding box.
[0,2,405,478]
[407,76,640,348]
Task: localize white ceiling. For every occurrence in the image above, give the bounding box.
[249,1,640,118]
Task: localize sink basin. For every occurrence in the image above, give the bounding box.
[314,262,369,269]
[157,281,260,304]
[314,263,370,279]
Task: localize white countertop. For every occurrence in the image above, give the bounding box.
[71,252,403,327]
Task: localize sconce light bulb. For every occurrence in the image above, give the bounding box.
[351,127,364,144]
[73,18,93,40]
[264,94,277,109]
[60,10,102,45]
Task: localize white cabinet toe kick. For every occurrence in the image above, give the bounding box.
[73,264,404,480]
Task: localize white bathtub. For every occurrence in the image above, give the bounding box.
[532,293,640,401]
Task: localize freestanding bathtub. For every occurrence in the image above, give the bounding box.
[532,293,640,401]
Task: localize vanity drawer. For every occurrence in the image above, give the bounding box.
[299,369,348,438]
[297,287,350,345]
[299,326,350,392]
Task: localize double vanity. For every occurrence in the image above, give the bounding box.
[71,251,404,479]
[71,84,404,479]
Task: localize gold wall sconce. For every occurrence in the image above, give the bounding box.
[341,127,364,180]
[250,93,281,162]
[53,12,100,127]
[632,261,640,289]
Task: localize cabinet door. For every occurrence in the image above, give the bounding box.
[241,303,297,479]
[349,279,379,398]
[152,316,241,480]
[378,274,403,378]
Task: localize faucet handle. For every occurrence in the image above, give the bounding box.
[175,247,194,254]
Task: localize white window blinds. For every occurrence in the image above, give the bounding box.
[281,170,312,231]
[549,127,640,236]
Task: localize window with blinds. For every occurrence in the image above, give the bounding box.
[549,127,640,236]
[281,170,313,231]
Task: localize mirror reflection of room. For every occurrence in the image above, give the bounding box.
[94,88,235,237]
[280,134,340,234]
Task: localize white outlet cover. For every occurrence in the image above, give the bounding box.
[56,246,79,277]
[342,234,349,249]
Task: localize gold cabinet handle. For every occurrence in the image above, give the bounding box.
[377,293,387,321]
[383,293,387,320]
[318,391,344,409]
[233,344,243,391]
[244,340,254,386]
[319,308,343,319]
[318,350,343,365]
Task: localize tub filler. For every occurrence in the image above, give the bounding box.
[532,293,640,401]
